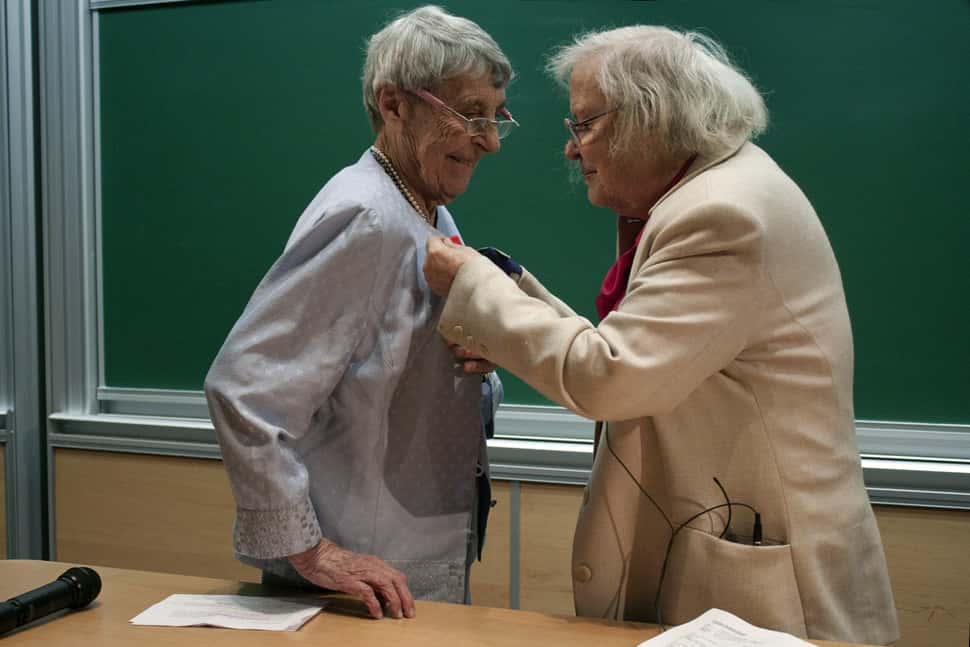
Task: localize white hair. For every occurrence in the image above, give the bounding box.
[547,26,768,160]
[362,5,513,132]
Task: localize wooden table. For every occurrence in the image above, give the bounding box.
[0,560,873,646]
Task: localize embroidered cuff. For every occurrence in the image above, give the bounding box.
[233,496,322,559]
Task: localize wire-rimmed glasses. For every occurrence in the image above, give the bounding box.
[412,89,519,140]
[564,107,620,147]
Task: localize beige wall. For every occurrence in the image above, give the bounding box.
[52,450,969,646]
[53,448,513,608]
[470,481,511,608]
[0,444,6,558]
[875,505,970,647]
[519,482,581,615]
[54,448,258,581]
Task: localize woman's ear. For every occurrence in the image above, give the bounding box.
[376,85,408,126]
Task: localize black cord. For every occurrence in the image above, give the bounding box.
[713,477,731,539]
[603,427,760,632]
[604,426,673,531]
[653,500,759,629]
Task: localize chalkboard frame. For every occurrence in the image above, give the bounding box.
[30,0,970,510]
[96,0,970,427]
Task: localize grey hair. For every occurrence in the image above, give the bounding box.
[362,5,513,132]
[547,26,767,160]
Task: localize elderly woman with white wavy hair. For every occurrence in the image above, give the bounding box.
[425,26,899,644]
[205,6,516,621]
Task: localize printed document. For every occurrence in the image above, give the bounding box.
[637,608,813,646]
[130,594,324,631]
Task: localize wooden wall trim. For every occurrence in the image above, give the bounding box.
[50,451,969,647]
[1,444,7,558]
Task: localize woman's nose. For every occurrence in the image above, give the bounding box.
[564,137,580,160]
[476,127,501,154]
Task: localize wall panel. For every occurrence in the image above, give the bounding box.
[48,450,970,647]
[52,448,514,605]
[874,505,970,647]
[519,482,583,615]
[0,445,6,558]
[54,448,258,581]
[469,480,511,608]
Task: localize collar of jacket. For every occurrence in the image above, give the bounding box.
[648,141,748,217]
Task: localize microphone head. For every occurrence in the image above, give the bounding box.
[57,567,102,608]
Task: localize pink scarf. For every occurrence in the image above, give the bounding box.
[595,225,645,320]
[594,155,696,321]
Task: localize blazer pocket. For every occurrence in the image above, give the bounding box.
[660,526,807,637]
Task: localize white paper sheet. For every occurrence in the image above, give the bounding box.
[637,608,814,647]
[129,594,324,631]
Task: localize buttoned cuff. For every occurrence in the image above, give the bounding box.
[439,254,511,347]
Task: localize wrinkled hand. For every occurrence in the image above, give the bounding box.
[451,344,497,374]
[424,237,480,297]
[288,539,415,620]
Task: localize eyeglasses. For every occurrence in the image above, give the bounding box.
[412,89,519,140]
[564,107,620,148]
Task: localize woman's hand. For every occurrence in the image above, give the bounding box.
[424,236,480,296]
[451,344,497,374]
[288,539,415,620]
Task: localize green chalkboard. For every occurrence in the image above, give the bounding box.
[100,0,970,423]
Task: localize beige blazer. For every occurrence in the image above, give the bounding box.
[438,143,899,644]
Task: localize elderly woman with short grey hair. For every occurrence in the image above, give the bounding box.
[205,5,516,620]
[425,26,898,643]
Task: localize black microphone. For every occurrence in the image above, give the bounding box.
[0,566,102,636]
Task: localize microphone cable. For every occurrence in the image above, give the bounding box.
[603,427,761,631]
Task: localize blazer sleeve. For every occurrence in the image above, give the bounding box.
[514,268,579,318]
[438,201,764,421]
[204,203,383,559]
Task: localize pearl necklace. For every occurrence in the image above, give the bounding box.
[369,146,435,226]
